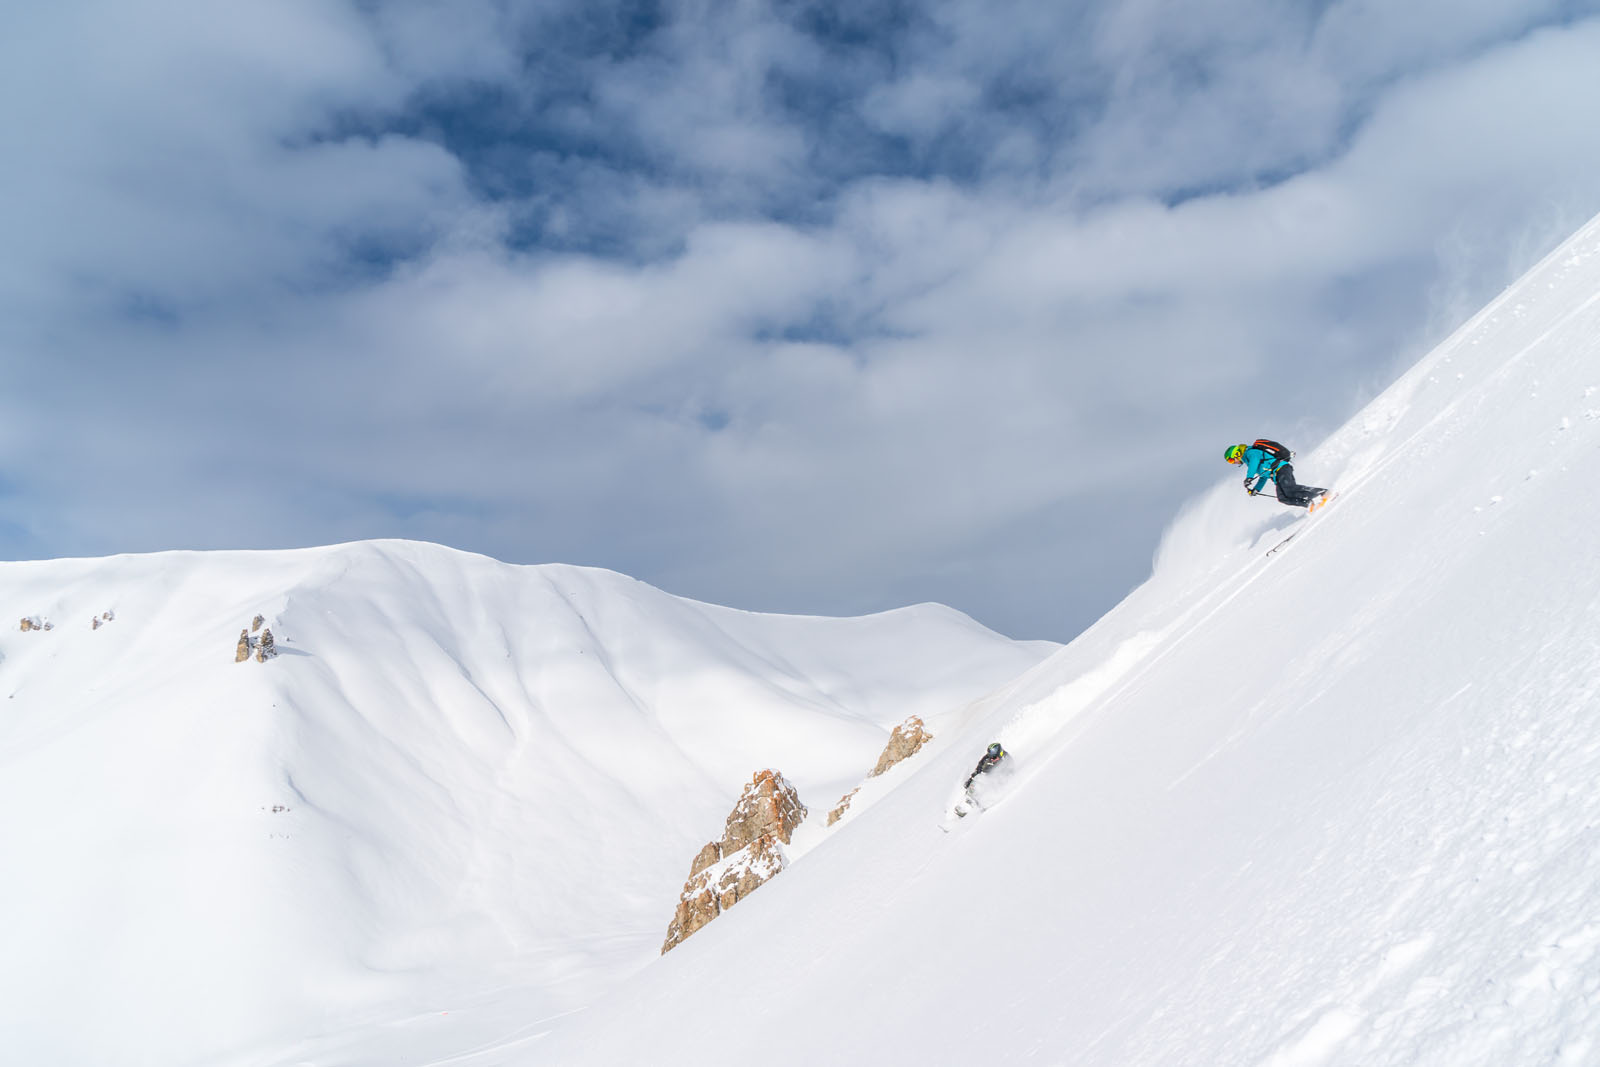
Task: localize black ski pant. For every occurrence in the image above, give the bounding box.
[1272,463,1324,508]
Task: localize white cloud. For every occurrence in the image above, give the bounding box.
[5,1,1600,639]
[0,1,488,323]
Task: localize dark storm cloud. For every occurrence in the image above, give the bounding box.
[5,0,1600,639]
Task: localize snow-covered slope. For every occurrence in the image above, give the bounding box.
[523,217,1600,1066]
[0,544,1054,1066]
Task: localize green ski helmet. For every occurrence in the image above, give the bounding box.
[1224,443,1247,465]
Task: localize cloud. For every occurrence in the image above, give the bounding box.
[0,2,477,323]
[5,1,1600,640]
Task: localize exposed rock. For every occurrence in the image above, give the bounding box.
[92,617,101,630]
[661,769,807,954]
[829,716,935,826]
[663,834,790,953]
[20,616,50,633]
[251,614,265,633]
[870,715,933,777]
[662,875,722,952]
[688,840,723,878]
[721,768,807,852]
[827,788,860,827]
[713,833,785,908]
[20,618,33,633]
[236,618,278,663]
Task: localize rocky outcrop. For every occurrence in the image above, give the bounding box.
[721,767,807,852]
[20,616,52,632]
[827,788,860,827]
[689,840,722,876]
[91,610,115,631]
[235,617,279,663]
[829,715,935,825]
[661,769,808,954]
[870,715,934,776]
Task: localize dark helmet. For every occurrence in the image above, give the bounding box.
[987,742,1003,758]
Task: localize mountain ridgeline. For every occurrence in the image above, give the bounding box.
[0,545,1054,1066]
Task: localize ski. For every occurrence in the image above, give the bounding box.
[1266,493,1336,557]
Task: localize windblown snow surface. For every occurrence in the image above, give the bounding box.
[516,217,1600,1065]
[0,547,1054,1066]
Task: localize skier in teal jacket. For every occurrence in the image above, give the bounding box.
[1225,440,1328,509]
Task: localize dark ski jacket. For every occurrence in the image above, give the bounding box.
[965,749,1007,788]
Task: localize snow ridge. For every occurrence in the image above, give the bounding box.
[0,543,1052,1067]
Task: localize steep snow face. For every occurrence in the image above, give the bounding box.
[0,543,1054,1066]
[529,217,1600,1067]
